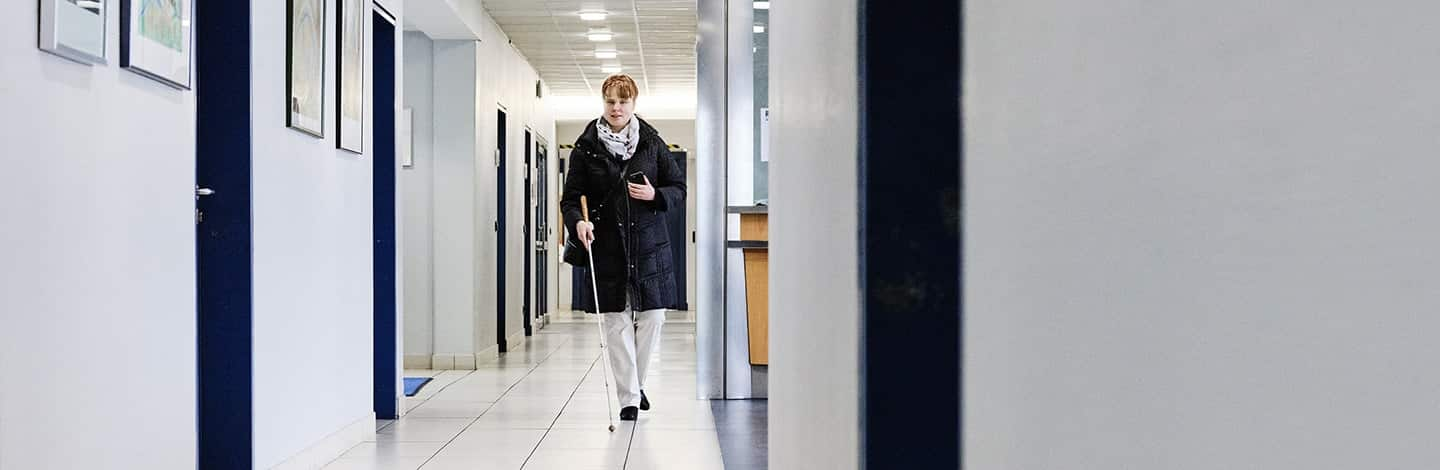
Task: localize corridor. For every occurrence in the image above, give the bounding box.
[324,317,729,470]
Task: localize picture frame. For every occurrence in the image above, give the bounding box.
[120,0,193,89]
[336,0,365,153]
[39,0,108,65]
[287,0,326,137]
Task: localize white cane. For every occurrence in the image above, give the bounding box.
[582,196,617,432]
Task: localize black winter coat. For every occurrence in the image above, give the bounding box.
[561,118,686,313]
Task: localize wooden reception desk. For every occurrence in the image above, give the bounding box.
[731,207,769,366]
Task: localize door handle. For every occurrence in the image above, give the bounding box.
[196,186,216,200]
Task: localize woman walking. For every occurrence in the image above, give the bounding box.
[561,74,686,421]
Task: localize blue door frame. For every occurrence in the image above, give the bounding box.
[372,7,400,420]
[196,0,253,467]
[496,109,509,352]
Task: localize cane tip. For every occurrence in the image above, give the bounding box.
[608,425,616,432]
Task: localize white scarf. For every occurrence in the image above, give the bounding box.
[596,116,640,160]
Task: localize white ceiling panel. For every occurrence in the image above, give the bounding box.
[485,0,698,101]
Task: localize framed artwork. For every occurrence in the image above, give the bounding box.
[336,0,365,153]
[39,0,107,64]
[287,0,326,137]
[121,0,193,89]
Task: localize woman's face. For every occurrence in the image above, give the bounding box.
[603,92,636,130]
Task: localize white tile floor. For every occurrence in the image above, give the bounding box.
[323,314,725,470]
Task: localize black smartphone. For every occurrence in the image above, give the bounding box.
[627,171,647,185]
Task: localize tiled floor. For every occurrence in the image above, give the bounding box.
[323,314,726,470]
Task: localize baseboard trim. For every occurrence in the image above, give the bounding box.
[475,330,530,365]
[475,344,500,363]
[430,354,476,370]
[272,413,374,470]
[403,355,430,370]
[430,329,533,370]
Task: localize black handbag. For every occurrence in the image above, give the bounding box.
[562,229,590,267]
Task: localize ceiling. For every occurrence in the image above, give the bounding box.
[484,0,698,105]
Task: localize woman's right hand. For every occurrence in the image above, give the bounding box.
[576,221,596,247]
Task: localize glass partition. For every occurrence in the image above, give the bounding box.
[753,1,770,204]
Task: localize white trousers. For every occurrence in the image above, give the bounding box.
[601,306,666,408]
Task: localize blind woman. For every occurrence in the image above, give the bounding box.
[561,74,686,421]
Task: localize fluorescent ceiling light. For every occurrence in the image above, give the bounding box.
[587,31,614,42]
[579,11,608,21]
[594,50,618,59]
[754,1,770,9]
[754,25,766,33]
[601,65,623,73]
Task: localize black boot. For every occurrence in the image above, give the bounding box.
[640,390,651,411]
[620,406,639,421]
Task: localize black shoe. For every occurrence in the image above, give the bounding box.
[620,406,639,421]
[640,390,651,411]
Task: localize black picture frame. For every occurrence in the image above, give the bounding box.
[287,0,327,138]
[336,0,365,153]
[121,0,194,90]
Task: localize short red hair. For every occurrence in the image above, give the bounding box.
[602,74,639,100]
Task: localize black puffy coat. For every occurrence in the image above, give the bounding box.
[561,118,686,313]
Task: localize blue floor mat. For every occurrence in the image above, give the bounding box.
[403,377,433,397]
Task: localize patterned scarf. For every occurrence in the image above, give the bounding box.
[596,116,640,160]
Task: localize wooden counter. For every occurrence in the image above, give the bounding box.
[739,213,769,366]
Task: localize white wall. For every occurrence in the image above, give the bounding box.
[430,39,480,365]
[3,1,407,468]
[966,1,1440,468]
[768,0,860,468]
[0,3,197,469]
[403,10,556,367]
[476,13,556,354]
[251,0,405,466]
[402,31,436,364]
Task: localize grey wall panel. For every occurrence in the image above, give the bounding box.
[768,0,862,467]
[695,0,728,399]
[401,31,436,360]
[966,1,1440,468]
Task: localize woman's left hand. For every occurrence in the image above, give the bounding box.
[628,175,656,201]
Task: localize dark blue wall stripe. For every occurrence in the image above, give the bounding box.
[196,0,253,466]
[859,0,962,468]
[497,110,509,352]
[524,130,533,336]
[372,12,399,420]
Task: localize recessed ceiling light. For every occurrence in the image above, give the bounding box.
[579,11,608,21]
[587,30,614,42]
[754,1,770,9]
[594,50,618,59]
[753,25,766,33]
